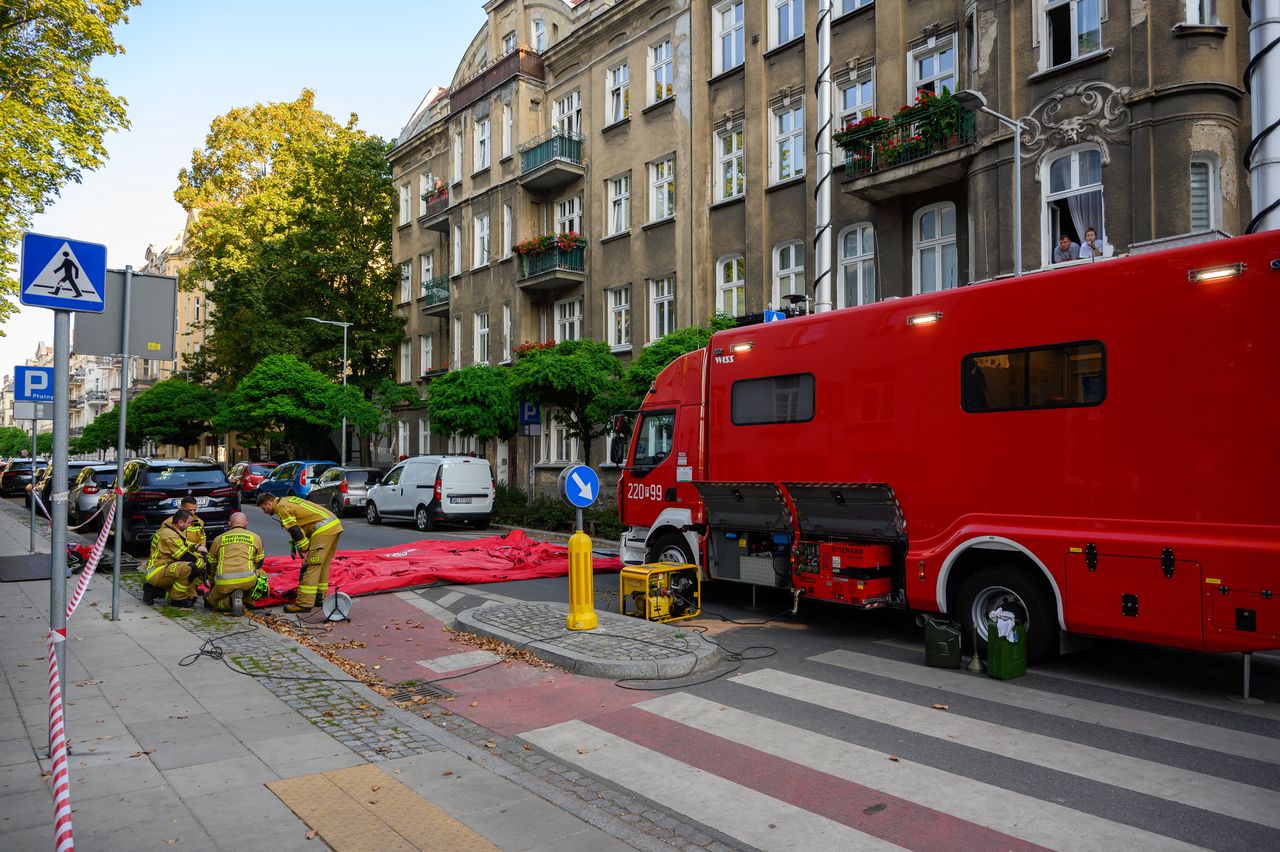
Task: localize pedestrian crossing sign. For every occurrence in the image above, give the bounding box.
[19,231,107,313]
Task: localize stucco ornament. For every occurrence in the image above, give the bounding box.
[1021,81,1133,179]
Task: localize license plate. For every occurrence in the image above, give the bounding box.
[451,497,472,504]
[357,498,366,506]
[163,496,209,508]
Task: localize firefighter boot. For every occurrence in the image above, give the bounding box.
[142,583,159,605]
[231,589,245,618]
[171,597,195,609]
[284,601,313,614]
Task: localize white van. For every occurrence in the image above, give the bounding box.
[365,455,495,531]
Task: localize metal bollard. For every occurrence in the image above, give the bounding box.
[566,526,598,631]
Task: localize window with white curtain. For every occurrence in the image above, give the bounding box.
[607,286,631,348]
[420,334,432,374]
[398,261,412,303]
[398,184,411,225]
[555,298,582,341]
[474,309,489,365]
[502,202,512,258]
[772,242,804,308]
[650,39,673,104]
[473,118,490,170]
[473,213,490,267]
[714,1,745,74]
[717,127,744,201]
[557,195,582,234]
[607,175,631,235]
[607,63,629,124]
[531,17,546,52]
[650,157,675,221]
[838,223,876,307]
[1044,0,1102,69]
[502,103,512,158]
[649,277,676,341]
[418,418,431,455]
[452,316,461,368]
[399,339,412,382]
[1044,146,1105,262]
[771,0,804,48]
[452,223,463,275]
[1184,0,1218,24]
[913,202,958,293]
[418,173,431,217]
[1190,155,1220,231]
[539,408,579,463]
[909,36,957,97]
[419,253,433,294]
[501,303,512,362]
[452,129,463,183]
[718,255,746,316]
[771,105,804,182]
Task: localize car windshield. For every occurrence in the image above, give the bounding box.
[143,467,226,487]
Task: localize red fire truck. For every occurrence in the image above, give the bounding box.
[614,231,1280,662]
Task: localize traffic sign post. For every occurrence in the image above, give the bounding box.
[558,465,601,631]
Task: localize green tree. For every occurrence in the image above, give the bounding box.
[177,91,401,391]
[73,407,142,455]
[0,426,31,456]
[508,339,622,463]
[0,1,137,328]
[617,316,736,412]
[128,378,217,450]
[425,366,517,452]
[36,432,51,455]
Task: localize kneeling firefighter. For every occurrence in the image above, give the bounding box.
[143,509,199,607]
[204,511,268,616]
[257,493,342,613]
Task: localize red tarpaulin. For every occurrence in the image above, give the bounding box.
[253,530,623,607]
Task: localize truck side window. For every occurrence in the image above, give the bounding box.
[632,411,675,468]
[731,373,816,425]
[962,340,1105,412]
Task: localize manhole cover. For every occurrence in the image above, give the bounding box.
[388,682,453,702]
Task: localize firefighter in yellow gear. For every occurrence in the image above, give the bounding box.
[204,511,265,616]
[257,493,342,613]
[178,496,209,583]
[143,509,199,607]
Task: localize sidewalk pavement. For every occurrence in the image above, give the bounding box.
[0,502,639,851]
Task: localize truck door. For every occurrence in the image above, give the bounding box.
[695,483,792,586]
[622,409,677,530]
[1065,546,1203,648]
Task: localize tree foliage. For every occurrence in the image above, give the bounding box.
[425,367,517,449]
[72,407,142,455]
[508,339,622,462]
[0,1,136,328]
[128,378,217,449]
[36,431,51,455]
[177,91,402,391]
[0,426,31,457]
[617,315,736,412]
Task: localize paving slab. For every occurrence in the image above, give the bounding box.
[161,753,276,799]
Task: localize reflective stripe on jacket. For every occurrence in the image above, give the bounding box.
[208,528,265,584]
[275,496,343,541]
[146,519,191,580]
[184,515,206,551]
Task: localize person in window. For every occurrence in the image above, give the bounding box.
[1080,226,1106,260]
[1053,233,1080,263]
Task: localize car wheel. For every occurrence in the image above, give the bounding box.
[366,502,381,525]
[646,531,694,565]
[954,565,1058,664]
[415,505,435,532]
[331,498,342,516]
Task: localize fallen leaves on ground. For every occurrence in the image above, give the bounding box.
[130,748,156,758]
[75,678,104,687]
[448,630,557,669]
[306,829,318,840]
[887,755,900,762]
[931,703,950,711]
[441,770,453,777]
[485,740,497,749]
[468,701,479,707]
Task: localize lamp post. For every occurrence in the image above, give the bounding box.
[304,317,352,466]
[954,89,1025,277]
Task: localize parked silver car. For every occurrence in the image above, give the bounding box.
[308,466,384,516]
[69,465,117,528]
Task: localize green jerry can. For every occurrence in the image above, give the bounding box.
[921,616,963,668]
[986,619,1028,680]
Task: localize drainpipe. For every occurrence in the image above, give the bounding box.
[813,0,834,313]
[1246,0,1280,233]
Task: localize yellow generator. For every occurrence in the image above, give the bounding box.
[619,563,701,623]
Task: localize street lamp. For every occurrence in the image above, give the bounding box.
[304,316,353,466]
[954,89,1025,277]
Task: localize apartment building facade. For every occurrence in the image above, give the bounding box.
[389,0,1250,491]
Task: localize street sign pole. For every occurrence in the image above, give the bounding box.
[111,266,133,622]
[50,310,70,721]
[29,426,38,551]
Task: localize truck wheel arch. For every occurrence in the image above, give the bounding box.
[643,508,698,566]
[936,536,1066,632]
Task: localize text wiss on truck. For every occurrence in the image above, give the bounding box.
[613,231,1280,663]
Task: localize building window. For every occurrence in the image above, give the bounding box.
[501,303,512,361]
[1044,146,1104,262]
[418,173,431,217]
[607,63,630,124]
[910,36,957,97]
[473,118,490,170]
[650,39,673,104]
[649,157,675,221]
[398,261,412,303]
[502,202,513,258]
[398,183,411,225]
[837,70,875,130]
[648,277,675,341]
[554,91,581,136]
[1045,0,1102,68]
[717,126,745,201]
[399,339,412,383]
[420,334,433,374]
[556,195,582,234]
[1190,155,1220,231]
[540,409,580,464]
[473,213,490,267]
[714,1,745,74]
[555,298,582,342]
[607,286,631,349]
[502,30,516,53]
[772,0,804,47]
[838,223,875,307]
[771,104,805,182]
[1185,0,1218,24]
[419,253,434,291]
[474,310,489,365]
[841,0,873,13]
[965,14,977,86]
[397,421,409,457]
[452,316,461,368]
[772,242,804,308]
[913,202,958,293]
[531,17,546,52]
[452,223,462,275]
[419,418,431,455]
[452,129,463,183]
[607,175,631,235]
[502,103,512,158]
[717,255,746,316]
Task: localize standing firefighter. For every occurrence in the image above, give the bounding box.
[204,512,266,616]
[257,493,342,613]
[142,509,198,607]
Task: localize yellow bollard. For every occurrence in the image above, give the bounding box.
[566,529,598,630]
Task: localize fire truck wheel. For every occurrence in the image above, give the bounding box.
[955,567,1057,663]
[647,532,694,566]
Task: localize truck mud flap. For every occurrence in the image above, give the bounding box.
[783,483,906,542]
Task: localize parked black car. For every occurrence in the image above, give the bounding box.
[3,460,45,499]
[307,467,384,516]
[103,459,239,556]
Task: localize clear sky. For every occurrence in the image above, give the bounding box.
[1,0,486,374]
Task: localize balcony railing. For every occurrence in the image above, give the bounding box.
[85,390,108,402]
[520,130,584,173]
[517,244,585,290]
[420,189,449,222]
[449,46,545,113]
[839,100,975,180]
[421,275,450,310]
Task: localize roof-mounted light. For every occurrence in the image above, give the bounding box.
[1188,263,1245,284]
[906,311,943,327]
[730,341,754,354]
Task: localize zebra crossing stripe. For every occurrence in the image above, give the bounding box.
[521,719,906,851]
[814,649,1280,764]
[732,668,1280,831]
[637,692,1203,852]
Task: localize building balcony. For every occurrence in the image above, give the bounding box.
[518,130,585,191]
[418,190,451,233]
[449,45,544,113]
[420,275,451,316]
[516,243,586,292]
[839,99,976,202]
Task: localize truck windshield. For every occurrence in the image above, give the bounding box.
[631,411,674,468]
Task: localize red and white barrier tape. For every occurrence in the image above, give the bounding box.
[65,499,116,620]
[30,490,107,533]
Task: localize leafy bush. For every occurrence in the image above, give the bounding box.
[491,484,623,540]
[493,483,528,524]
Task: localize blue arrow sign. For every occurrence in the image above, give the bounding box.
[562,464,600,509]
[763,310,786,323]
[19,232,107,313]
[14,366,54,402]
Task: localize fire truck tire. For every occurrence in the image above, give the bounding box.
[955,567,1057,663]
[647,531,694,566]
